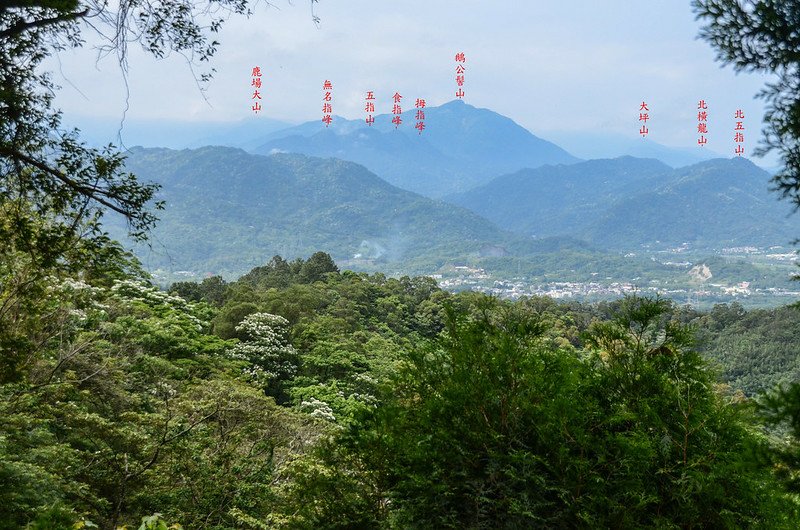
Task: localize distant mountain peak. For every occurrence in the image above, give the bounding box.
[251,100,578,197]
[439,99,469,108]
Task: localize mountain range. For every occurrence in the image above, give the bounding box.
[99,99,800,295]
[250,100,579,197]
[446,156,800,249]
[116,146,534,276]
[74,99,778,199]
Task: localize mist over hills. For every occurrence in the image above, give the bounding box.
[63,116,292,150]
[251,100,579,197]
[96,100,800,296]
[447,156,800,249]
[70,100,780,202]
[541,130,723,168]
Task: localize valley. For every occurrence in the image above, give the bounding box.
[426,244,800,309]
[111,103,800,309]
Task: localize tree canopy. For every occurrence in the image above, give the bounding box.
[693,0,800,210]
[0,0,317,259]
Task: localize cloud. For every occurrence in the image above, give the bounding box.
[47,0,773,158]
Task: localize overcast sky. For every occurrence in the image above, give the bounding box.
[49,0,775,161]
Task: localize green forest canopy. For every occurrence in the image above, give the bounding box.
[3,250,800,527]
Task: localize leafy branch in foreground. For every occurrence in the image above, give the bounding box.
[0,0,321,255]
[693,1,800,210]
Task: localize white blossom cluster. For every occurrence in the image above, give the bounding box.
[110,279,206,330]
[235,313,292,345]
[67,308,88,322]
[49,277,103,302]
[300,397,336,422]
[111,279,189,308]
[46,277,109,326]
[148,380,178,399]
[242,364,269,386]
[349,392,377,406]
[58,277,101,296]
[230,313,298,384]
[353,372,378,386]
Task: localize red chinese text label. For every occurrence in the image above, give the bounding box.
[697,99,708,147]
[734,109,745,156]
[639,101,649,137]
[392,92,403,128]
[251,66,262,114]
[323,80,333,127]
[455,52,466,99]
[415,98,426,134]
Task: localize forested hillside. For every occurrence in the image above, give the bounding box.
[117,146,516,274]
[5,246,800,528]
[448,156,800,249]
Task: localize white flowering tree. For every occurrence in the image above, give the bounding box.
[231,313,298,399]
[105,279,225,359]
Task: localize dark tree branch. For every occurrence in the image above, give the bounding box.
[0,145,132,218]
[0,7,88,40]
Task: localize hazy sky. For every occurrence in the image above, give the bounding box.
[49,0,775,160]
